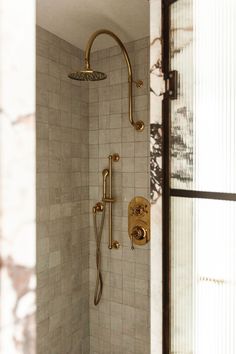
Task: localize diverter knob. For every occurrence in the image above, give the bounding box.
[131,226,147,240]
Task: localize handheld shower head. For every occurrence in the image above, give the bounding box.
[102,169,109,201]
[102,169,109,178]
[68,69,107,81]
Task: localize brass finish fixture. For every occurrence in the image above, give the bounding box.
[91,153,120,306]
[128,196,150,249]
[133,79,144,88]
[131,226,147,250]
[68,69,107,81]
[112,153,120,162]
[92,201,106,306]
[102,154,120,249]
[102,169,109,202]
[68,29,144,131]
[112,240,120,249]
[93,201,104,214]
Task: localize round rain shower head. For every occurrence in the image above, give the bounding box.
[68,69,107,81]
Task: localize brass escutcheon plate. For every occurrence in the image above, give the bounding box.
[128,196,150,246]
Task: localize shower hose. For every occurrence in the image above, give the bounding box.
[93,203,106,306]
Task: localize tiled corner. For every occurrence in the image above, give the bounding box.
[36,26,90,354]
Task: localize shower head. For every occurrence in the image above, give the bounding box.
[68,69,107,81]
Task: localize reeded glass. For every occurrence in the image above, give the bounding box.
[170,0,236,193]
[170,1,236,353]
[171,197,236,354]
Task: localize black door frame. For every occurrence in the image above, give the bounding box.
[162,1,171,353]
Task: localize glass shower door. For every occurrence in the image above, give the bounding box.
[163,0,236,353]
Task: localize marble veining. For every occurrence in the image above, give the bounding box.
[0,112,36,354]
[150,122,162,202]
[0,1,36,351]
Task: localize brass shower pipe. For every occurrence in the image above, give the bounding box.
[84,29,145,131]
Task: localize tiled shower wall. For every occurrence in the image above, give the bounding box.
[88,38,150,354]
[36,27,90,354]
[36,27,150,354]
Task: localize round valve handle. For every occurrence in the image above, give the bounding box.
[130,226,147,250]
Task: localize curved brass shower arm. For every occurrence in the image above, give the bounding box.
[84,29,144,131]
[85,29,132,76]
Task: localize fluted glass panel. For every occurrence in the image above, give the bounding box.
[171,197,194,353]
[170,0,236,193]
[170,0,194,189]
[171,197,236,354]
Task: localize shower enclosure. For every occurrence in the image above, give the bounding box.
[35,3,151,352]
[1,0,236,353]
[3,0,158,352]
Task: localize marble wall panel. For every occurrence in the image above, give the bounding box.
[0,1,36,353]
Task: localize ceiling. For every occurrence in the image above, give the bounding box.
[37,0,149,51]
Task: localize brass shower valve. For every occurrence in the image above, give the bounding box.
[128,196,150,249]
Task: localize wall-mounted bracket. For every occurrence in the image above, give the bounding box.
[165,70,178,100]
